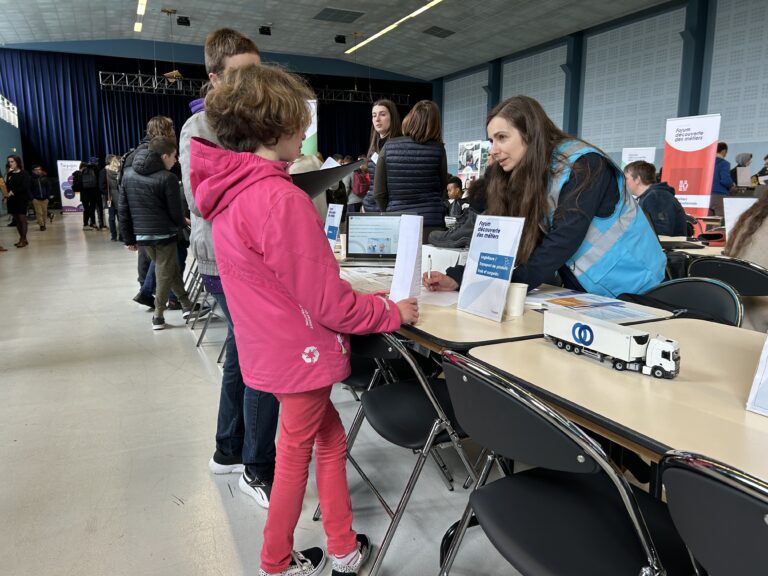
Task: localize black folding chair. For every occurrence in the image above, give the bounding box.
[688,256,768,297]
[662,451,768,576]
[438,351,694,576]
[333,333,476,576]
[621,277,743,327]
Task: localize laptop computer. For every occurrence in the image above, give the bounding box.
[340,213,401,267]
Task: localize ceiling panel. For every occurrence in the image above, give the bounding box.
[0,0,672,80]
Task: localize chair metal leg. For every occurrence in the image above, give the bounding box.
[368,419,443,576]
[190,291,210,329]
[217,340,226,363]
[196,299,218,347]
[183,257,197,287]
[430,448,454,491]
[462,448,488,489]
[438,452,496,576]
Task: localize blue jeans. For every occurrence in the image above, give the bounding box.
[213,290,278,480]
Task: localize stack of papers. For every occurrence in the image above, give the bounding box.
[525,289,656,322]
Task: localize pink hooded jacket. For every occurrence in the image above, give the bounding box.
[190,138,402,394]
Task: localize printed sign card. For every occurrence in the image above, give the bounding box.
[747,335,768,418]
[621,147,656,168]
[324,204,344,248]
[457,216,525,321]
[389,215,423,302]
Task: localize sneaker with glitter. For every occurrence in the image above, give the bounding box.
[331,534,371,575]
[258,547,326,576]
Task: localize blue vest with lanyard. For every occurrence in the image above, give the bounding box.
[546,140,665,297]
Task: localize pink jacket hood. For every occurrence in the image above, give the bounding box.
[191,137,291,221]
[189,138,402,394]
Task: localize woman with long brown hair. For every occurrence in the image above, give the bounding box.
[361,99,401,213]
[724,196,768,332]
[423,95,665,297]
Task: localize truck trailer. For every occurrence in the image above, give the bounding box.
[543,308,680,379]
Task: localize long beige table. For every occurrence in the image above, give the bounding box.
[340,268,672,352]
[469,318,768,482]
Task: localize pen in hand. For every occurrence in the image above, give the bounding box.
[428,254,432,282]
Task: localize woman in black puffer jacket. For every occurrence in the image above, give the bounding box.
[373,100,448,228]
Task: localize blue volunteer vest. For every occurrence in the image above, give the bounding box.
[547,140,665,297]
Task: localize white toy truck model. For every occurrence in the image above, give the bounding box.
[543,308,680,379]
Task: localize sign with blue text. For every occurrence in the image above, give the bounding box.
[458,215,525,321]
[324,204,344,248]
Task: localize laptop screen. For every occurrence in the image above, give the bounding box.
[346,214,401,259]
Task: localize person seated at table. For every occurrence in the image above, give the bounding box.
[373,99,448,228]
[422,95,666,297]
[444,176,467,218]
[730,152,752,184]
[624,160,686,236]
[755,154,768,179]
[724,195,768,333]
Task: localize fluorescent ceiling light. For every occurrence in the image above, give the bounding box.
[134,22,143,32]
[346,0,444,54]
[137,4,145,15]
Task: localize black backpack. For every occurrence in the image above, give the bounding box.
[82,166,98,189]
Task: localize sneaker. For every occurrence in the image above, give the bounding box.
[152,316,166,330]
[258,547,326,576]
[182,302,211,320]
[166,300,182,311]
[133,292,155,309]
[331,534,371,576]
[239,468,271,508]
[40,225,46,231]
[428,209,477,248]
[208,450,245,475]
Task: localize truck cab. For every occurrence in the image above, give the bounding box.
[642,338,680,379]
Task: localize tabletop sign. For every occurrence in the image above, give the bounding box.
[324,203,344,248]
[388,214,423,302]
[457,215,525,322]
[747,334,768,417]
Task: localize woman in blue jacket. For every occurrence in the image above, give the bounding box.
[423,96,665,298]
[373,100,448,227]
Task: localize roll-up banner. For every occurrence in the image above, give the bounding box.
[661,114,721,218]
[57,160,83,213]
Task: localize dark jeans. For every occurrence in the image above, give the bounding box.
[213,290,278,480]
[95,194,105,228]
[82,197,96,227]
[108,204,120,240]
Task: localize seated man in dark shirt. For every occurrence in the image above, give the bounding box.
[624,160,687,237]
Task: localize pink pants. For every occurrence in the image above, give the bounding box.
[260,385,358,573]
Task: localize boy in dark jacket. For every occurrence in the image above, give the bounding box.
[31,165,51,231]
[624,160,687,237]
[120,137,195,330]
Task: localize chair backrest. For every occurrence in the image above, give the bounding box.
[641,277,743,326]
[349,334,403,360]
[442,351,666,572]
[662,451,768,576]
[688,256,768,297]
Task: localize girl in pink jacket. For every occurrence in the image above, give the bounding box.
[190,64,419,576]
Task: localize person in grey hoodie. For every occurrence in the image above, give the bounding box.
[179,28,278,509]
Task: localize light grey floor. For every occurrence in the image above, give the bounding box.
[0,215,518,576]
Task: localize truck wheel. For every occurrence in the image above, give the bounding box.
[573,346,582,355]
[613,360,625,371]
[564,343,573,352]
[652,367,665,379]
[556,340,565,349]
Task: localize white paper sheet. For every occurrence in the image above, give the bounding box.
[747,335,768,417]
[389,215,423,302]
[418,288,459,307]
[724,197,758,237]
[321,157,340,170]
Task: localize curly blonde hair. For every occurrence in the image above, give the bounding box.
[205,64,314,153]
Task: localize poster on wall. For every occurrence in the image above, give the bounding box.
[56,160,83,213]
[661,114,721,218]
[458,141,490,189]
[300,100,318,157]
[621,147,656,168]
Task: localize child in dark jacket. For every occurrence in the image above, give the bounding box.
[191,64,419,576]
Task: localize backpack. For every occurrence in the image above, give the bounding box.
[352,170,369,198]
[81,166,98,189]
